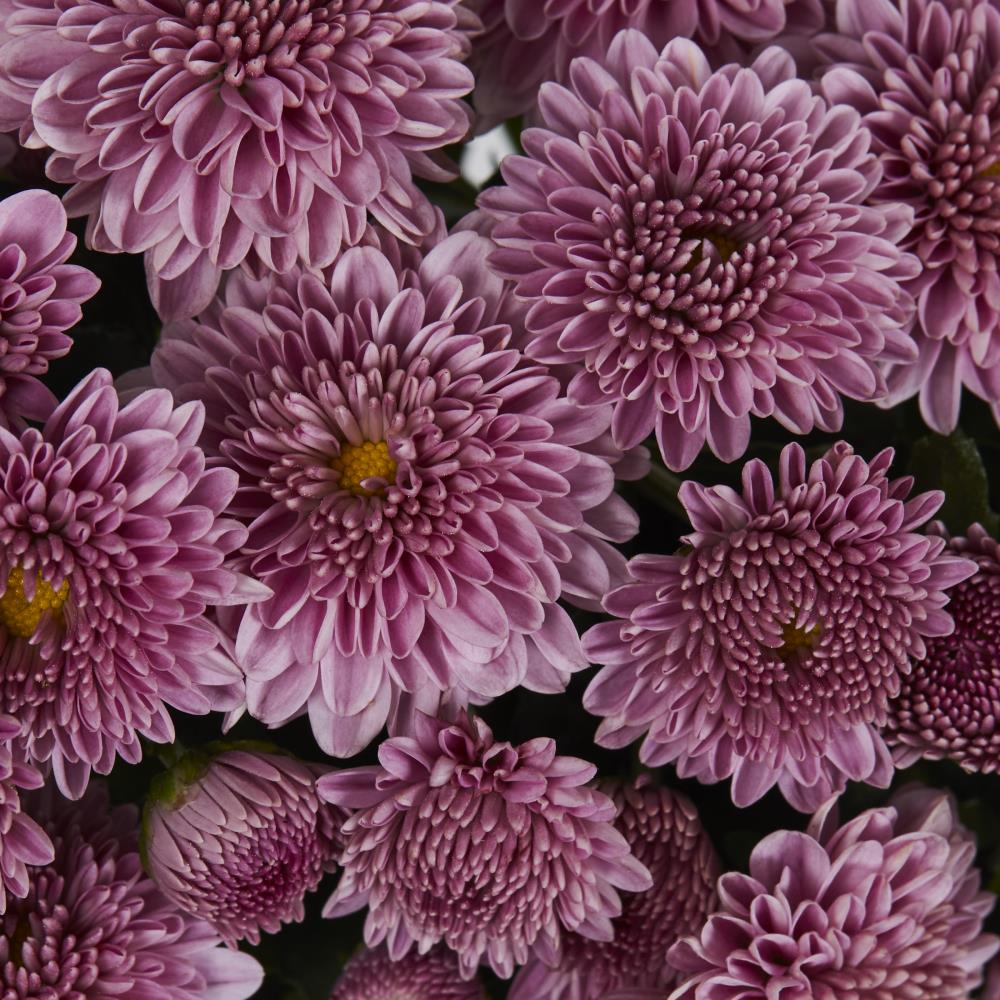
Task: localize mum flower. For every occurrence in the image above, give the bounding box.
[888,522,1000,772]
[0,783,263,998]
[330,946,485,999]
[143,745,344,945]
[0,189,98,429]
[669,786,999,998]
[151,231,638,756]
[0,368,261,798]
[509,774,718,1000]
[479,31,919,471]
[0,0,474,320]
[821,0,1000,432]
[318,712,652,979]
[584,442,975,811]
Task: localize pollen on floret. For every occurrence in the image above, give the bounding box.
[0,566,68,639]
[331,440,397,497]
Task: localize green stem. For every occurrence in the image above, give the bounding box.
[631,461,688,521]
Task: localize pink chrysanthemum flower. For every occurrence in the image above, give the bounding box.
[479,31,919,471]
[888,522,1000,772]
[330,946,485,999]
[0,783,263,998]
[0,189,98,429]
[584,442,976,811]
[820,0,1000,432]
[509,774,718,1000]
[0,368,263,798]
[150,231,638,756]
[143,745,344,945]
[317,712,652,979]
[0,0,474,321]
[669,786,1000,999]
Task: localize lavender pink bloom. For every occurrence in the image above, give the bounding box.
[669,786,999,998]
[0,189,98,429]
[0,0,474,321]
[509,774,718,1000]
[0,368,263,798]
[820,0,1000,432]
[150,231,638,757]
[584,442,976,811]
[479,31,919,471]
[318,712,652,979]
[330,946,485,999]
[143,746,344,946]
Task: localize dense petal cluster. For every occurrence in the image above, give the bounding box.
[510,774,719,1000]
[143,746,344,945]
[584,442,975,811]
[480,32,919,471]
[0,783,263,998]
[0,190,98,429]
[330,946,485,999]
[151,231,638,756]
[0,368,261,798]
[0,0,474,320]
[669,787,999,998]
[820,0,1000,431]
[888,522,1000,772]
[318,712,652,979]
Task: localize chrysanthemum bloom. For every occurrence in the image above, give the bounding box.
[509,774,718,1000]
[0,714,52,913]
[0,368,263,798]
[480,32,919,471]
[0,0,474,321]
[151,231,638,756]
[820,0,1000,432]
[330,946,485,1000]
[318,712,652,979]
[143,745,344,945]
[887,522,1000,772]
[0,782,263,998]
[669,786,1000,998]
[584,441,976,811]
[0,189,99,429]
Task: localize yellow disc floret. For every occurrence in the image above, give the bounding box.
[777,619,822,660]
[0,565,69,639]
[331,440,397,497]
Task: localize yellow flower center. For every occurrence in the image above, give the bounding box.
[331,440,397,497]
[777,619,821,660]
[980,160,1000,177]
[0,566,69,639]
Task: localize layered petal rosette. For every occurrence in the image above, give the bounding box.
[479,32,919,471]
[669,786,999,998]
[0,368,261,798]
[150,231,638,756]
[318,712,652,979]
[584,442,976,810]
[0,0,474,319]
[330,946,485,999]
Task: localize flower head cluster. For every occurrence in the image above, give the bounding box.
[330,946,485,999]
[669,786,999,998]
[318,712,652,979]
[480,32,919,470]
[584,442,975,810]
[151,231,637,756]
[143,745,344,945]
[0,0,474,320]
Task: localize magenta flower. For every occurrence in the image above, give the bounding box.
[510,775,718,1000]
[0,783,263,998]
[318,712,652,979]
[584,442,976,811]
[669,786,1000,998]
[0,0,474,321]
[143,746,344,946]
[330,946,485,999]
[888,522,1000,773]
[0,368,263,798]
[0,189,99,429]
[150,231,638,757]
[820,0,1000,432]
[479,31,919,471]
